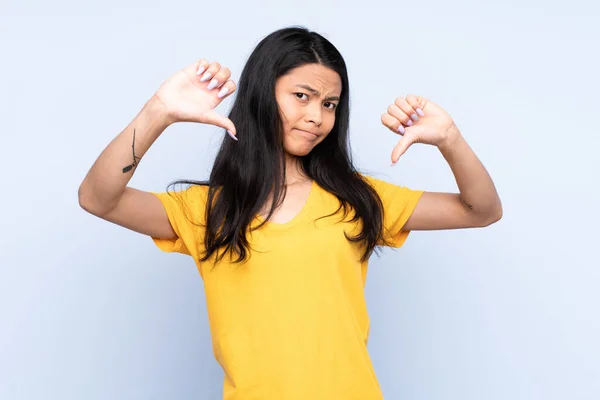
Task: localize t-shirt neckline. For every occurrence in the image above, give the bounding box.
[253,180,317,229]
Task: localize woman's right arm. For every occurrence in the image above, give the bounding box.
[78,96,178,239]
[78,59,237,240]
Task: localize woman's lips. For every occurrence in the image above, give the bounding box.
[295,128,318,138]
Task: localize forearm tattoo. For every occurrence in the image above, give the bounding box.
[122,128,141,173]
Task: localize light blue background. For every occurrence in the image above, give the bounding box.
[1,0,599,399]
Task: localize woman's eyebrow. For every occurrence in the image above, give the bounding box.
[295,84,340,101]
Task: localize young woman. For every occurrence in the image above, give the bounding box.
[78,26,502,400]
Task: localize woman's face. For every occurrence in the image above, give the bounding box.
[274,63,342,157]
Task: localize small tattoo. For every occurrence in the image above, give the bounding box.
[461,197,474,210]
[122,128,141,173]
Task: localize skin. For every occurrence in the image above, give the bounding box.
[148,59,501,231]
[78,56,501,246]
[274,63,342,184]
[253,63,342,222]
[270,63,502,230]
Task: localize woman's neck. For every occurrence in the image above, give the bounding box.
[284,154,311,185]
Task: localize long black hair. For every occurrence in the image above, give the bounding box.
[170,26,391,265]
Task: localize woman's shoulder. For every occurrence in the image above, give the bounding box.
[358,172,393,190]
[184,183,210,198]
[156,183,211,221]
[164,183,209,202]
[357,172,423,200]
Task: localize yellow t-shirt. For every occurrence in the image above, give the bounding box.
[151,175,424,400]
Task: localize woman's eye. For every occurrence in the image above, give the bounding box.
[295,93,336,110]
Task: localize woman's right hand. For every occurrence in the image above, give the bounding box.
[153,59,238,139]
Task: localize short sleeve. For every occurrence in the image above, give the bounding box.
[150,184,208,257]
[364,175,425,248]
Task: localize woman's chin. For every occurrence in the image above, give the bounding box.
[283,139,318,157]
[284,146,314,157]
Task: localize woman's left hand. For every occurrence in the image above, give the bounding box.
[381,95,459,164]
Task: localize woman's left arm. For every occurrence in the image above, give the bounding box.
[381,95,502,230]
